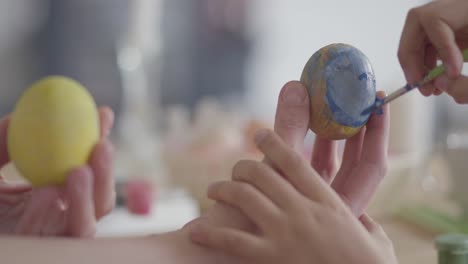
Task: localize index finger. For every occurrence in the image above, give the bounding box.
[420,8,463,78]
[422,0,468,77]
[360,92,390,167]
[335,92,390,216]
[398,7,428,86]
[255,129,339,204]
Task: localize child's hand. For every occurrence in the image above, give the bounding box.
[398,0,468,101]
[360,213,398,264]
[187,81,389,233]
[0,107,115,237]
[187,130,397,264]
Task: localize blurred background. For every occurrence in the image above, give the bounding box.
[2,0,468,262]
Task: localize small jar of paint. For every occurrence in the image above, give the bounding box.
[436,233,468,264]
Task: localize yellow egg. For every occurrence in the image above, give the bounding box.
[7,76,99,187]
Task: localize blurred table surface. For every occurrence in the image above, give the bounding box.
[96,189,200,237]
[363,152,453,264]
[380,217,437,264]
[0,160,443,263]
[96,193,438,264]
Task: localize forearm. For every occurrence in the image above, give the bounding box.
[1,229,227,264]
[2,235,156,264]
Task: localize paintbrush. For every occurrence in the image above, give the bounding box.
[361,48,468,116]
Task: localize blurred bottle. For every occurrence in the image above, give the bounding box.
[114,0,168,189]
[436,234,468,264]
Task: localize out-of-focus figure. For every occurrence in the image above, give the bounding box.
[160,0,250,111]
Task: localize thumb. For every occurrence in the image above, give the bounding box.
[65,166,96,237]
[272,81,310,152]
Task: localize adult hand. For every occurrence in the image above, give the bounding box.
[398,0,468,103]
[0,107,115,237]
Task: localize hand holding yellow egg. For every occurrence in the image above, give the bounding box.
[7,76,99,187]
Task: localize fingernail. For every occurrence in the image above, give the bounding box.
[281,85,307,105]
[183,218,202,230]
[254,129,269,144]
[207,182,217,194]
[374,91,386,115]
[376,91,387,99]
[435,75,449,91]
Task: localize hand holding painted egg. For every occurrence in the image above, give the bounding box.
[7,76,99,187]
[301,43,376,140]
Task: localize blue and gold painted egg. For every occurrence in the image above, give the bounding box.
[300,43,376,140]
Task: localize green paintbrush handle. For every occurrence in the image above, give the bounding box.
[361,49,468,115]
[425,48,468,82]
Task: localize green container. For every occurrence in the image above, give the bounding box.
[436,234,468,264]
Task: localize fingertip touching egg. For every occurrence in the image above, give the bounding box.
[300,43,376,140]
[7,76,99,187]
